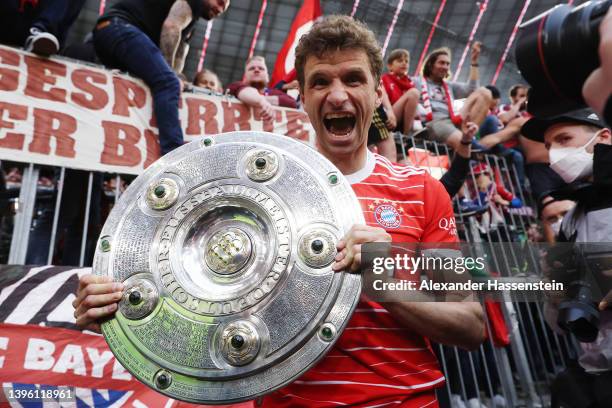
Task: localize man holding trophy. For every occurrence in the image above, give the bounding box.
[74,15,484,407]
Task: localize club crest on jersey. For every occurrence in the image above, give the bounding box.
[372,199,402,229]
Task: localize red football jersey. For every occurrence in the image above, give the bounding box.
[263,152,458,407]
[382,73,416,105]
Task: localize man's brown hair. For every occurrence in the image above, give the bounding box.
[422,47,451,78]
[295,15,383,90]
[387,48,409,65]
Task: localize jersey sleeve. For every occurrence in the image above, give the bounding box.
[227,81,248,97]
[422,173,458,243]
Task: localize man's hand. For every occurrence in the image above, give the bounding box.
[471,41,482,64]
[461,120,478,144]
[583,7,612,116]
[385,110,397,130]
[72,275,123,333]
[332,225,391,273]
[513,95,527,110]
[258,98,275,121]
[282,80,299,91]
[177,72,191,92]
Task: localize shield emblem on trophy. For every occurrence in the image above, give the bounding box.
[93,132,364,403]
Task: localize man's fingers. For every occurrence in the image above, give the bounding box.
[77,274,112,291]
[332,257,351,272]
[80,292,123,310]
[75,303,117,329]
[350,245,362,272]
[74,282,123,308]
[335,247,347,262]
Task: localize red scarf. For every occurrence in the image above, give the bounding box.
[420,76,462,126]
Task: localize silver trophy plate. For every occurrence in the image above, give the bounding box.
[93,132,364,404]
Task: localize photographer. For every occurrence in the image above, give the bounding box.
[522,109,612,407]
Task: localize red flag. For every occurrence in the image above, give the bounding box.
[270,0,322,86]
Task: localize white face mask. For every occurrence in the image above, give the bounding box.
[550,218,563,236]
[549,131,600,183]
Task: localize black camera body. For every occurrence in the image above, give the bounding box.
[547,243,611,342]
[515,0,610,118]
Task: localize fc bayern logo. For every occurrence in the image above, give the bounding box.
[374,204,401,229]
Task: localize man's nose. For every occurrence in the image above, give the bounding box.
[327,80,349,107]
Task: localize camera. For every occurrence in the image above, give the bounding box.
[546,243,611,342]
[515,0,610,118]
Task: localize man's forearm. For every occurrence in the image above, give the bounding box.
[160,27,182,68]
[498,104,520,124]
[174,41,189,73]
[469,65,479,82]
[237,87,266,107]
[385,301,485,350]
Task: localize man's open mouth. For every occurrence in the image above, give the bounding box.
[323,112,356,136]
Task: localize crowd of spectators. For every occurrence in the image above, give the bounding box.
[0,0,589,261]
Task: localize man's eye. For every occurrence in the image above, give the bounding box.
[346,76,362,85]
[312,78,327,87]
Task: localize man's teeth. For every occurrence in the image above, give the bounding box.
[325,113,354,119]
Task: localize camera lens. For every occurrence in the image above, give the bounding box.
[515,0,610,118]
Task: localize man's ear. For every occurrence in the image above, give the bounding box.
[375,81,383,108]
[598,128,612,144]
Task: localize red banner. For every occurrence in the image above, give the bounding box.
[0,265,255,407]
[0,323,255,407]
[0,45,314,175]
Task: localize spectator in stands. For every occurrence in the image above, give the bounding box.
[368,98,404,165]
[382,49,420,135]
[194,68,223,93]
[478,84,531,149]
[367,88,398,162]
[411,43,492,150]
[499,84,529,125]
[477,84,528,188]
[93,0,230,155]
[227,56,297,121]
[477,85,502,138]
[522,109,612,407]
[74,15,484,407]
[0,0,86,56]
[538,196,575,243]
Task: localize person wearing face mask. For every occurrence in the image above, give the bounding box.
[522,109,612,408]
[538,197,576,243]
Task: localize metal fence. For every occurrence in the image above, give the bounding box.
[0,135,580,407]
